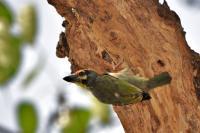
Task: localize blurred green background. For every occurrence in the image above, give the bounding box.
[0,0,199,133]
[0,0,123,133]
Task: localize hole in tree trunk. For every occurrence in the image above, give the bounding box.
[157,59,165,67]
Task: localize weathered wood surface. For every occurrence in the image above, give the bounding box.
[48,0,200,132]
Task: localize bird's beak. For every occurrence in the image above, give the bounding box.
[63,74,79,83]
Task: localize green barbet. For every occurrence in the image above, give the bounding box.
[63,68,172,106]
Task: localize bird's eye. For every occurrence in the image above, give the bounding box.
[79,71,85,76]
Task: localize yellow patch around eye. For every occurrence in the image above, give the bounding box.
[80,75,87,80]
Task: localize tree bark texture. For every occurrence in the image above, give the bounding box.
[48,0,200,132]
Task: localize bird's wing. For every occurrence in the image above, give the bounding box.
[107,67,149,90]
[99,74,143,96]
[97,74,145,105]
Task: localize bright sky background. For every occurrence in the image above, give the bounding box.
[0,0,199,133]
[167,0,200,53]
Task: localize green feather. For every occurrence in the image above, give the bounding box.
[64,68,171,105]
[108,68,148,90]
[88,74,144,105]
[109,68,171,91]
[147,72,172,89]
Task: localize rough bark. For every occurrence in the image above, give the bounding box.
[48,0,200,132]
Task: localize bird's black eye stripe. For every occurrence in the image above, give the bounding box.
[84,70,90,75]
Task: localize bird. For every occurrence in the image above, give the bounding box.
[63,68,172,106]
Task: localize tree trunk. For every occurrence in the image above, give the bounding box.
[48,0,200,132]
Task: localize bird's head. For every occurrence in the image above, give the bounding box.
[63,69,98,87]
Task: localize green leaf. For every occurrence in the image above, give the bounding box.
[18,4,37,44]
[62,108,91,133]
[0,36,21,85]
[0,1,13,25]
[17,102,38,133]
[0,21,9,38]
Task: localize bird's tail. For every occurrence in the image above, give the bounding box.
[147,72,172,90]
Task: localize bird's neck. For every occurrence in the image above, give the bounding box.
[86,76,97,87]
